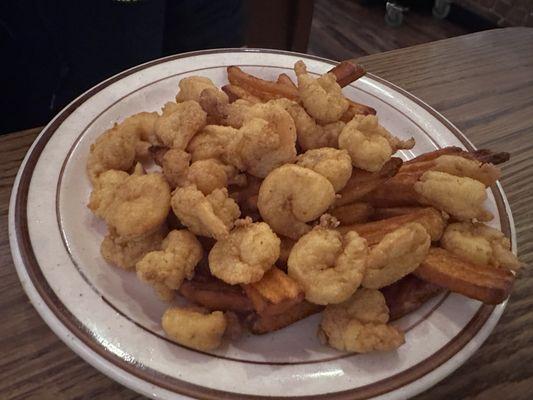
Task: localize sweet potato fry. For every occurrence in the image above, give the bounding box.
[362,172,422,207]
[371,206,426,220]
[381,274,444,320]
[340,100,377,122]
[335,157,403,206]
[227,66,299,101]
[338,207,447,244]
[179,275,253,312]
[247,301,323,334]
[403,146,510,166]
[414,247,515,305]
[221,84,261,103]
[243,267,304,317]
[276,73,297,89]
[328,60,366,87]
[330,202,374,225]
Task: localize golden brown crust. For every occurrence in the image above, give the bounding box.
[247,301,323,334]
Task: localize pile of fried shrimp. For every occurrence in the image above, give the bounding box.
[86,60,523,353]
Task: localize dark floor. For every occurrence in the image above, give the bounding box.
[308,0,495,61]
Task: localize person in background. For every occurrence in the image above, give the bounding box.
[0,0,244,134]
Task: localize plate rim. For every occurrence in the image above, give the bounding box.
[8,48,514,400]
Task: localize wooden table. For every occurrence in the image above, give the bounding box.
[1,27,532,399]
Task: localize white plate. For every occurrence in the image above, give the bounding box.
[9,49,515,400]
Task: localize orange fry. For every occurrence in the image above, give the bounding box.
[338,207,447,245]
[330,202,374,225]
[371,206,426,220]
[247,301,323,334]
[276,73,297,89]
[221,84,261,103]
[227,66,299,101]
[328,60,366,87]
[362,172,422,207]
[414,247,515,305]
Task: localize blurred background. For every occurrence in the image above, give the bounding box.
[1,0,531,134]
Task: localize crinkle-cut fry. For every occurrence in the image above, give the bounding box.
[328,60,366,87]
[338,207,447,245]
[179,275,253,312]
[330,202,374,225]
[335,157,403,206]
[247,301,324,334]
[363,172,422,207]
[227,66,299,101]
[381,274,444,320]
[243,267,304,317]
[371,206,427,220]
[221,84,261,104]
[340,100,377,122]
[276,73,297,89]
[414,247,515,305]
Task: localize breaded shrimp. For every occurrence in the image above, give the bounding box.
[154,100,207,149]
[362,222,431,289]
[171,186,240,240]
[87,170,129,218]
[294,60,349,124]
[136,230,203,301]
[162,307,227,351]
[441,222,522,271]
[175,76,229,104]
[296,147,353,192]
[287,226,368,304]
[209,219,280,285]
[318,288,405,353]
[257,164,336,239]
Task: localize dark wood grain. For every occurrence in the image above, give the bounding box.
[1,28,533,399]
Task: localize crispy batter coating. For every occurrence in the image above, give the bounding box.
[297,147,353,192]
[295,60,349,124]
[431,155,500,187]
[161,148,191,188]
[414,171,493,221]
[171,186,240,240]
[162,307,227,351]
[187,125,239,162]
[154,100,207,149]
[288,227,368,305]
[441,222,522,271]
[87,170,129,218]
[257,164,336,240]
[362,223,430,289]
[318,288,405,353]
[105,173,171,240]
[122,111,160,149]
[187,159,229,195]
[100,226,167,270]
[175,76,229,104]
[136,230,203,301]
[209,220,281,284]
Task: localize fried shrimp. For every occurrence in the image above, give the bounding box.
[338,115,414,172]
[294,60,349,124]
[101,226,167,270]
[362,223,430,289]
[162,307,227,351]
[175,76,229,104]
[104,173,171,240]
[160,149,191,189]
[121,111,160,151]
[187,159,229,195]
[136,230,203,301]
[235,103,297,177]
[296,148,353,192]
[318,288,405,353]
[87,170,129,218]
[287,226,368,305]
[257,164,336,239]
[171,186,240,240]
[414,171,493,221]
[441,222,522,271]
[154,100,207,149]
[209,219,280,285]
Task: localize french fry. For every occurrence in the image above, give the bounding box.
[371,206,426,220]
[403,146,510,166]
[278,236,296,268]
[179,275,253,313]
[276,73,297,89]
[335,157,403,206]
[381,274,444,320]
[328,60,366,87]
[227,66,299,101]
[247,301,323,334]
[221,84,261,103]
[338,207,447,244]
[340,100,377,122]
[243,267,304,317]
[362,172,421,207]
[330,202,374,225]
[414,247,515,305]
